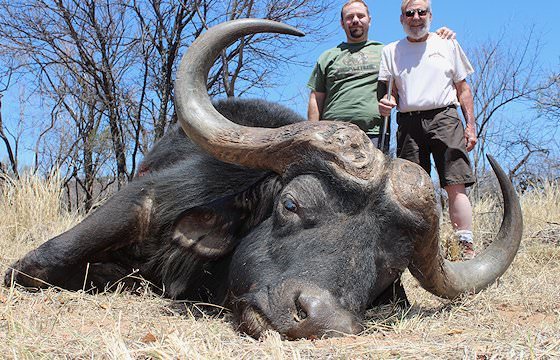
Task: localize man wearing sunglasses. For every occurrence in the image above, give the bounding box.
[378,0,477,260]
[307,0,455,154]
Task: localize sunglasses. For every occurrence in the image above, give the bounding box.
[404,9,429,17]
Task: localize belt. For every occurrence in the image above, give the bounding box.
[399,105,456,116]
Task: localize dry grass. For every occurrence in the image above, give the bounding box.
[0,171,81,264]
[1,173,559,359]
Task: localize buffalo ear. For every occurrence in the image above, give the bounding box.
[172,198,248,260]
[173,175,280,260]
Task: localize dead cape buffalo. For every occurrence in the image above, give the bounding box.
[4,19,523,340]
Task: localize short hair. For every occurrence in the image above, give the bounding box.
[341,0,370,20]
[401,0,431,13]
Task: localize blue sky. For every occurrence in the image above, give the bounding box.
[1,1,558,168]
[270,0,559,113]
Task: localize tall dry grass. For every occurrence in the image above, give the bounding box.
[0,171,81,265]
[1,172,559,359]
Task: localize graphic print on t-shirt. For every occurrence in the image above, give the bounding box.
[332,51,377,80]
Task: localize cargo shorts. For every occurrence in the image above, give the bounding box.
[396,106,475,188]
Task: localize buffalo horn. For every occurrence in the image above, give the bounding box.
[175,19,384,181]
[406,155,523,299]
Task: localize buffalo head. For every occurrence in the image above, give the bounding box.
[173,19,523,339]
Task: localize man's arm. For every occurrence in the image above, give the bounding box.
[455,80,477,152]
[307,91,326,121]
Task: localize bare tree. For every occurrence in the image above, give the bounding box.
[128,0,198,143]
[198,0,333,98]
[535,73,560,121]
[0,0,335,208]
[467,28,558,190]
[0,67,19,178]
[129,0,334,141]
[0,0,136,188]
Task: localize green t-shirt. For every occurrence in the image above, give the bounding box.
[307,40,383,135]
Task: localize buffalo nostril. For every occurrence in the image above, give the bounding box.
[294,298,308,322]
[290,291,361,338]
[295,293,328,323]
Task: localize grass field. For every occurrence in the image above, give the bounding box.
[1,172,559,359]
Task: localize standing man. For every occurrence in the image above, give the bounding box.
[378,0,477,259]
[307,0,387,151]
[307,0,455,154]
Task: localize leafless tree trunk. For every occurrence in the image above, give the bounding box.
[0,96,19,178]
[53,0,131,188]
[129,0,198,142]
[0,70,19,178]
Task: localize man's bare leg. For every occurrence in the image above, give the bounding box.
[445,183,475,259]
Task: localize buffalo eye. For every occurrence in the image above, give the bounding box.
[283,198,299,213]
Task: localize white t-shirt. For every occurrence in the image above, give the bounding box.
[379,34,474,112]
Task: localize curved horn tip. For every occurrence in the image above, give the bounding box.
[486,154,513,185]
[409,151,523,300]
[262,19,305,37]
[486,154,497,166]
[231,18,305,37]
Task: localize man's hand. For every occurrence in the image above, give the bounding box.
[378,96,397,117]
[464,123,477,152]
[435,27,456,39]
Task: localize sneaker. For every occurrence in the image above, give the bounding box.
[459,240,476,260]
[455,230,475,260]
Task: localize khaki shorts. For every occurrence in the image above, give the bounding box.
[396,106,475,188]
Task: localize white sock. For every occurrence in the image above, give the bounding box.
[455,230,473,244]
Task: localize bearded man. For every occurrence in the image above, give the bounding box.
[378,0,478,259]
[307,0,454,153]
